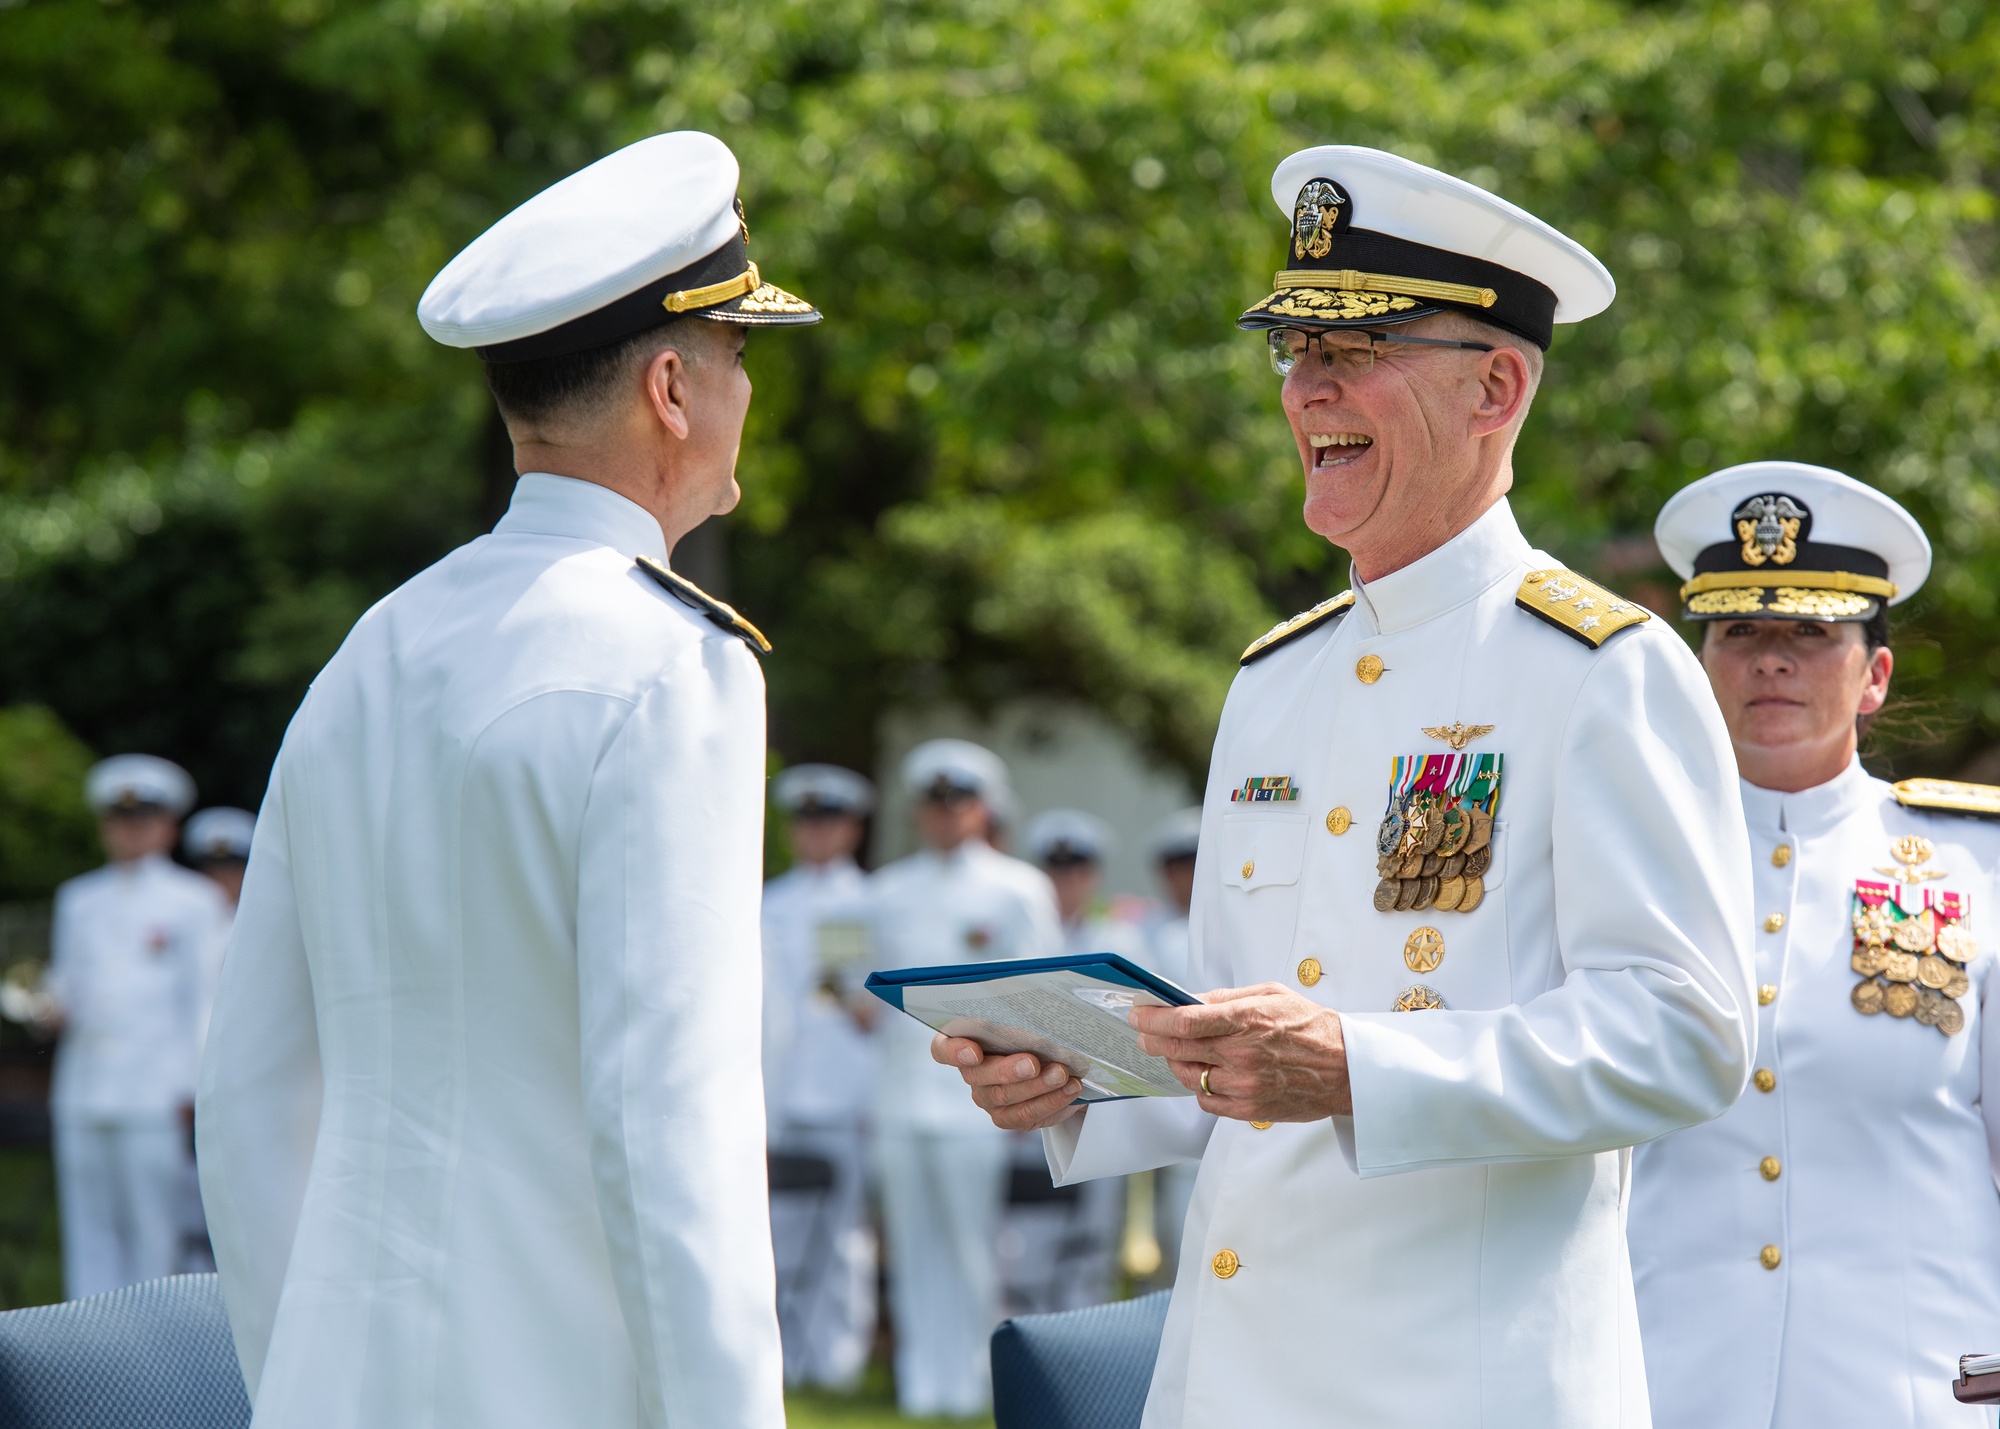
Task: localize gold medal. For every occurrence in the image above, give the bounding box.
[1395,878,1421,912]
[1884,982,1919,1018]
[1937,923,1977,963]
[1456,875,1485,913]
[1440,853,1466,879]
[1419,813,1447,856]
[1852,979,1885,1015]
[1918,954,1953,990]
[1464,808,1494,854]
[1938,1000,1966,1036]
[1851,946,1890,978]
[1915,987,1944,1026]
[1373,879,1399,912]
[1398,851,1425,879]
[1412,876,1439,911]
[1945,967,1970,999]
[1437,807,1470,857]
[1882,951,1921,983]
[1378,854,1400,878]
[1434,875,1465,911]
[1420,853,1443,878]
[1462,844,1492,879]
[1403,925,1444,974]
[1892,912,1935,953]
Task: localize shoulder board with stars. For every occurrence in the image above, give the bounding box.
[1893,778,2000,821]
[635,555,771,654]
[1515,568,1650,649]
[1240,592,1356,666]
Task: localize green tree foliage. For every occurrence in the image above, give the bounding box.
[1,0,1995,794]
[0,706,99,901]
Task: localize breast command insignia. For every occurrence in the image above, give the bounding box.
[1515,569,1651,649]
[1392,985,1445,1012]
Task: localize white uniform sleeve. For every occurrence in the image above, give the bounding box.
[1341,631,1756,1174]
[197,765,323,1397]
[573,638,784,1429]
[1017,865,1065,959]
[44,882,78,1019]
[1981,951,2000,1189]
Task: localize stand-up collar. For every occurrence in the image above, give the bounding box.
[1737,755,1878,836]
[493,472,669,564]
[1349,498,1534,635]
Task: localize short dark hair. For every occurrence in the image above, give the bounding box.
[483,316,703,429]
[1862,607,1890,653]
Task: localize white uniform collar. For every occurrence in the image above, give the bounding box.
[1348,497,1533,635]
[494,472,669,564]
[1737,755,1877,835]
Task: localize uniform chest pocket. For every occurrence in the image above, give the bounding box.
[1220,812,1311,892]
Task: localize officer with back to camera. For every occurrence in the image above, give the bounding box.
[46,755,228,1298]
[1632,462,2000,1429]
[934,146,1757,1428]
[198,132,818,1429]
[761,763,879,1391]
[869,738,1061,1418]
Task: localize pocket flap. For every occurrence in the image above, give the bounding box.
[1220,812,1310,891]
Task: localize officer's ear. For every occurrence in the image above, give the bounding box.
[642,344,696,442]
[1467,343,1537,439]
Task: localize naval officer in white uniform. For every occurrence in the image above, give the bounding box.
[870,739,1062,1416]
[48,754,228,1298]
[197,132,818,1429]
[761,763,879,1390]
[1632,462,2000,1429]
[936,147,1757,1428]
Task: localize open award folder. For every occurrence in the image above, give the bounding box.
[865,952,1200,1103]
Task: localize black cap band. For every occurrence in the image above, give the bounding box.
[477,235,751,364]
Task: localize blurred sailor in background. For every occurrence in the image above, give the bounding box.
[1633,463,2000,1429]
[1139,807,1202,989]
[762,764,879,1391]
[177,804,257,1273]
[870,738,1061,1417]
[1025,810,1146,962]
[46,755,228,1297]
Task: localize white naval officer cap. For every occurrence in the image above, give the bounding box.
[183,806,256,863]
[417,131,819,363]
[772,764,876,817]
[1149,806,1203,864]
[1654,461,1931,624]
[903,739,1009,802]
[85,754,195,819]
[1023,809,1113,867]
[1239,146,1615,349]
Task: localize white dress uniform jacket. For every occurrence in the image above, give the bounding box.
[1045,499,1756,1429]
[762,857,876,1132]
[197,473,783,1429]
[1631,759,2000,1429]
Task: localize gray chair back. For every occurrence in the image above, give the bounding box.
[991,1290,1170,1429]
[0,1274,250,1429]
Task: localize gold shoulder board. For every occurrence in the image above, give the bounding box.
[635,555,772,654]
[1515,568,1651,649]
[1240,592,1355,666]
[1893,778,2000,820]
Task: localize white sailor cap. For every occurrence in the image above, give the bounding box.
[1023,809,1113,866]
[772,764,875,817]
[903,739,1009,802]
[1240,146,1615,349]
[85,755,195,818]
[183,807,256,863]
[1655,461,1931,624]
[1149,807,1204,863]
[418,131,818,363]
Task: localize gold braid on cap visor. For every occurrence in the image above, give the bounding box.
[1272,268,1498,309]
[1677,569,1898,602]
[663,261,761,314]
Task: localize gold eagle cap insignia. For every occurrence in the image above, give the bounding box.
[1421,722,1495,751]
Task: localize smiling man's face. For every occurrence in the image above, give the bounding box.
[1700,618,1893,791]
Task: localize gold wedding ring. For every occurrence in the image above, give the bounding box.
[1200,1068,1212,1096]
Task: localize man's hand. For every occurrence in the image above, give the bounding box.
[1129,983,1351,1121]
[931,1035,1085,1131]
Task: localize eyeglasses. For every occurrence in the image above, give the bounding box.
[1267,327,1495,378]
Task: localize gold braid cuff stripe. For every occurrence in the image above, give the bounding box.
[1679,569,1896,601]
[664,261,761,314]
[1273,268,1497,310]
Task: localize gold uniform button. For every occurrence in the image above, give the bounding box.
[1297,957,1322,987]
[1758,983,1778,1006]
[1772,844,1792,868]
[1753,1068,1777,1093]
[1355,654,1385,684]
[1212,1248,1240,1279]
[1760,1244,1782,1270]
[1250,1121,1273,1131]
[1241,860,1255,879]
[1326,806,1352,836]
[1760,1156,1782,1181]
[1763,913,1786,933]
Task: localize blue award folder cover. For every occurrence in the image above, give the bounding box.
[866,953,1199,1102]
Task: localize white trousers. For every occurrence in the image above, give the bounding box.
[770,1119,877,1390]
[54,1112,186,1299]
[875,1128,1009,1417]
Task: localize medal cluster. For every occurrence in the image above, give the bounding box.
[1373,753,1503,915]
[1850,879,1972,1036]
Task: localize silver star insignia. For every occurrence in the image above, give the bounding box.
[1572,597,1596,611]
[1580,615,1602,631]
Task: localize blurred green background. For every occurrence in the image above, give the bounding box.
[0,0,1993,1414]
